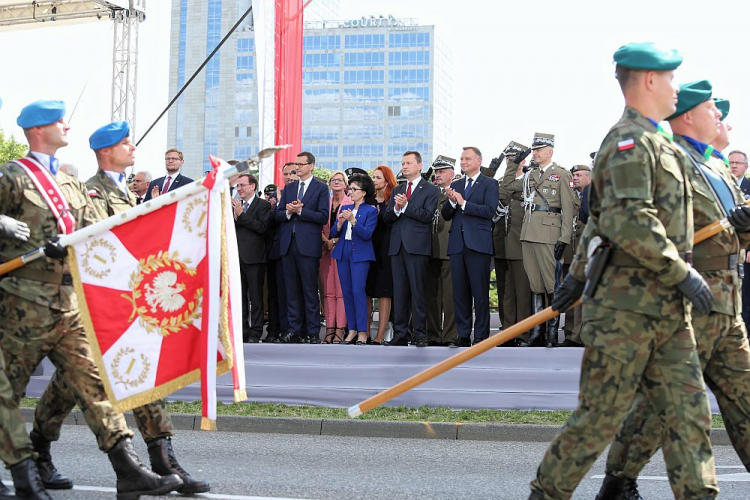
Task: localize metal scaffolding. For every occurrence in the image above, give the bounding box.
[0,0,146,135]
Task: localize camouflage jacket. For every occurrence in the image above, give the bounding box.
[0,157,101,311]
[677,135,750,316]
[569,107,693,319]
[86,168,137,217]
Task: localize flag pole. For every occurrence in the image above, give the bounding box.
[348,219,731,418]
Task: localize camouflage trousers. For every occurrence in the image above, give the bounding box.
[530,304,718,500]
[606,309,750,478]
[34,371,174,443]
[0,344,35,467]
[0,290,132,453]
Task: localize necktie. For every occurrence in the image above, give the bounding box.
[465,178,473,199]
[137,196,143,205]
[242,201,249,213]
[297,181,305,200]
[118,173,125,183]
[49,157,59,176]
[162,176,172,194]
[406,182,413,201]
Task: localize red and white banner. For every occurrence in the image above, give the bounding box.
[67,158,245,430]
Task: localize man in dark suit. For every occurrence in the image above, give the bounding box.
[129,171,152,205]
[728,150,750,333]
[233,174,271,343]
[442,147,499,346]
[384,151,440,347]
[143,148,194,201]
[273,152,330,343]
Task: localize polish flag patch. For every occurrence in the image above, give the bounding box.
[617,138,635,151]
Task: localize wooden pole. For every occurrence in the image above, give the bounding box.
[348,218,730,418]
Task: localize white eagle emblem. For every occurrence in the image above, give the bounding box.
[144,271,186,313]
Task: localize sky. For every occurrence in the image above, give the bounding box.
[1,0,750,181]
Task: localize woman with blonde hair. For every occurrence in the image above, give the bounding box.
[320,171,351,343]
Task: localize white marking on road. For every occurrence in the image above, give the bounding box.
[1,482,311,500]
[592,471,750,482]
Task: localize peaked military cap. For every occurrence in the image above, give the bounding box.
[666,80,713,121]
[613,42,682,71]
[263,184,278,194]
[89,121,131,150]
[432,155,456,170]
[344,167,368,179]
[396,171,407,184]
[571,164,591,173]
[504,141,528,155]
[714,98,729,121]
[17,100,65,129]
[531,132,554,150]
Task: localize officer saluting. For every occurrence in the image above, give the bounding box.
[503,133,576,347]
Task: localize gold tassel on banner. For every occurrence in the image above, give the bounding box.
[200,417,217,431]
[234,389,248,402]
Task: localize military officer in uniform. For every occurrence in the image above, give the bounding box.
[0,101,183,499]
[561,164,590,347]
[426,156,457,346]
[30,121,209,495]
[597,86,750,499]
[530,44,719,500]
[503,133,576,347]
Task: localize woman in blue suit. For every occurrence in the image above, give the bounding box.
[330,174,378,345]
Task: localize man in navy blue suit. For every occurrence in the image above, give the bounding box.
[273,152,330,343]
[442,147,499,346]
[728,150,750,333]
[384,151,440,347]
[143,148,194,201]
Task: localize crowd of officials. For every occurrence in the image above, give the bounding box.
[222,135,594,349]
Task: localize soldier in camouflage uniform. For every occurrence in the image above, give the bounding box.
[529,44,718,499]
[597,85,750,499]
[503,133,576,348]
[0,102,182,499]
[30,121,209,495]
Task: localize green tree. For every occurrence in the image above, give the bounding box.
[0,129,27,164]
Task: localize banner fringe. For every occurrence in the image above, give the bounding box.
[234,389,248,402]
[200,417,217,431]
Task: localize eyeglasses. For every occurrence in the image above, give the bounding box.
[330,178,344,184]
[349,187,364,192]
[235,183,251,188]
[165,157,182,162]
[295,162,311,166]
[729,161,748,166]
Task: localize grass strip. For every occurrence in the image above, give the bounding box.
[20,398,726,428]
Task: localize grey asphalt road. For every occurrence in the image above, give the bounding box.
[2,425,748,499]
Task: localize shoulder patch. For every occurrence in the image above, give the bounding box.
[617,138,635,151]
[87,189,101,198]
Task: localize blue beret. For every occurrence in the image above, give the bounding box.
[666,80,712,121]
[89,121,131,150]
[613,42,682,71]
[714,98,729,121]
[16,100,66,129]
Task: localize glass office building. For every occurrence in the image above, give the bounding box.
[168,2,453,178]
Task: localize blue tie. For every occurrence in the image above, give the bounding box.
[49,157,59,176]
[118,173,125,183]
[465,177,473,199]
[242,201,249,213]
[297,181,305,200]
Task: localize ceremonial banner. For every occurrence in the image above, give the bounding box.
[67,159,246,429]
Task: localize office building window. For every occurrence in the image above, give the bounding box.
[303,89,340,103]
[237,38,255,53]
[344,52,385,67]
[389,50,430,66]
[388,87,429,101]
[389,123,428,139]
[389,69,430,84]
[344,70,385,85]
[303,144,339,158]
[342,124,385,139]
[303,125,339,140]
[304,35,341,50]
[303,53,340,68]
[388,105,430,119]
[345,34,385,49]
[343,144,384,157]
[303,71,340,85]
[388,142,430,157]
[389,32,430,48]
[343,106,384,121]
[236,55,254,71]
[343,88,384,102]
[304,107,341,122]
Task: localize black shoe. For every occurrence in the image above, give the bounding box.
[281,332,301,344]
[427,341,442,346]
[29,430,72,490]
[272,336,283,343]
[595,473,642,500]
[384,335,409,346]
[545,293,560,348]
[309,335,321,344]
[528,491,544,500]
[414,338,428,347]
[108,437,183,500]
[472,337,487,346]
[448,337,471,348]
[245,337,260,344]
[499,339,519,347]
[526,293,546,347]
[147,437,210,495]
[10,458,53,500]
[561,339,583,347]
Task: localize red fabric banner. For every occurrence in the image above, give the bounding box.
[274,0,304,187]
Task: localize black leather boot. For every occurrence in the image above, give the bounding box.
[9,459,52,500]
[545,293,559,348]
[523,293,546,347]
[107,437,183,500]
[594,473,643,500]
[147,437,210,494]
[29,430,72,490]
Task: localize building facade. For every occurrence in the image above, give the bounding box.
[168,1,452,179]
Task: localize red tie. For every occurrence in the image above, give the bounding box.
[406,181,413,201]
[162,176,172,194]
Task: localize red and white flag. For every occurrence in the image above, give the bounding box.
[67,156,246,430]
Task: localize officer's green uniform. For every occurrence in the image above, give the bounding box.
[530,43,717,500]
[426,165,457,345]
[0,160,133,456]
[562,164,588,346]
[493,181,510,327]
[604,88,750,482]
[33,168,176,445]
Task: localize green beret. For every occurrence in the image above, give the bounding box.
[714,98,729,121]
[613,42,682,71]
[666,80,712,121]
